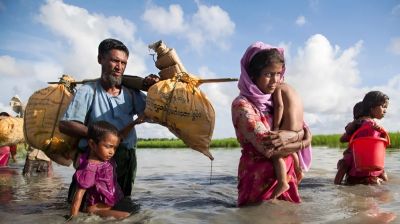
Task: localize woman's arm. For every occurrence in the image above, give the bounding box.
[232,99,277,157]
[271,126,311,158]
[262,128,303,151]
[70,187,86,217]
[232,97,305,158]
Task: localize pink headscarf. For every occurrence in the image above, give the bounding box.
[238,41,285,113]
[238,41,312,172]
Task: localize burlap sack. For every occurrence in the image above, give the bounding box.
[0,116,24,146]
[149,40,187,80]
[159,64,186,80]
[144,73,215,160]
[24,76,77,166]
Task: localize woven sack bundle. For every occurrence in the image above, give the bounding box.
[24,75,77,166]
[145,73,215,160]
[0,116,24,146]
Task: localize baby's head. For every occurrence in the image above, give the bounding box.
[353,101,364,119]
[87,121,120,161]
[362,91,389,119]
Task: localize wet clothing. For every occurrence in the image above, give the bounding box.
[62,80,146,149]
[23,147,52,176]
[10,146,16,159]
[232,96,301,206]
[62,80,146,196]
[337,119,386,185]
[0,145,14,166]
[22,159,52,175]
[233,42,308,206]
[74,152,123,207]
[113,144,137,196]
[340,119,365,142]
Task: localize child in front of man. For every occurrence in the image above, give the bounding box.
[69,120,129,220]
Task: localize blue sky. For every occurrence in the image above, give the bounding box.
[0,0,399,138]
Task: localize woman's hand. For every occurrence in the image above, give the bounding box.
[263,130,298,150]
[271,126,312,157]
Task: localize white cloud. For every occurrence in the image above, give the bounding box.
[142,2,235,52]
[287,34,364,134]
[191,4,235,49]
[295,15,306,26]
[285,34,400,134]
[289,34,362,113]
[141,4,186,34]
[0,0,158,135]
[141,34,400,138]
[0,0,150,100]
[371,75,400,131]
[2,1,399,140]
[195,66,238,138]
[0,55,62,81]
[388,37,400,55]
[0,56,21,76]
[37,0,148,80]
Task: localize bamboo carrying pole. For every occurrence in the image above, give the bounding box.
[48,75,238,86]
[198,78,238,84]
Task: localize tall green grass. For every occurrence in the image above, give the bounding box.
[136,138,240,148]
[137,132,400,149]
[311,134,347,148]
[312,132,400,150]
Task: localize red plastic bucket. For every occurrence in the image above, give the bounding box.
[350,126,389,171]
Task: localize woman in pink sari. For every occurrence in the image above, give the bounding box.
[232,42,312,206]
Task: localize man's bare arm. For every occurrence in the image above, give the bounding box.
[59,120,88,138]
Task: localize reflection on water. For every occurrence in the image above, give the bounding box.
[0,147,399,223]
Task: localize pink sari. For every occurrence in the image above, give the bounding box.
[232,96,301,206]
[0,146,11,167]
[233,42,305,206]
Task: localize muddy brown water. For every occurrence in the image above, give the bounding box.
[1,147,399,223]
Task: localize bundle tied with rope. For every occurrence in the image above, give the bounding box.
[24,75,78,166]
[0,115,24,147]
[145,41,237,160]
[42,73,158,166]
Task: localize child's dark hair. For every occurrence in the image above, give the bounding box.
[87,121,120,144]
[98,38,129,58]
[248,48,285,80]
[353,101,364,119]
[362,91,389,116]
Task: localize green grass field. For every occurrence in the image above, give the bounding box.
[137,132,400,149]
